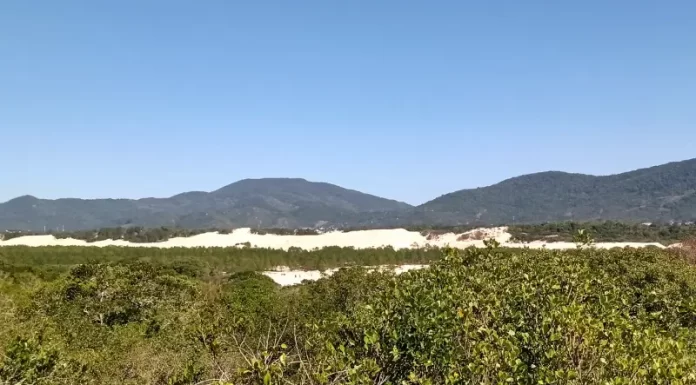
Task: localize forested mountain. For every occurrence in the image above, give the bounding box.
[1,159,695,231]
[0,178,412,231]
[417,158,696,225]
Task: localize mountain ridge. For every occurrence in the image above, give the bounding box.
[2,159,696,231]
[0,178,413,231]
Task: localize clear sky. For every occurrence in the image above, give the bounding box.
[1,1,694,205]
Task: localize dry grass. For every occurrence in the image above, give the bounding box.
[669,238,696,265]
[456,230,485,241]
[424,230,449,241]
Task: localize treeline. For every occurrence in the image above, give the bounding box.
[249,228,322,236]
[0,225,479,243]
[0,245,442,276]
[508,221,696,244]
[53,226,234,243]
[2,245,696,383]
[0,226,230,243]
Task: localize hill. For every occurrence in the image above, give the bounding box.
[417,158,696,224]
[0,178,411,231]
[1,159,696,231]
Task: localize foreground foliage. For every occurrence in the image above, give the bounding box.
[2,245,696,384]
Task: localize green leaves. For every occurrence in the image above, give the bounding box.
[296,246,696,384]
[0,336,60,384]
[5,245,696,384]
[573,228,595,248]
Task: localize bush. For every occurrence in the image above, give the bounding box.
[236,246,696,384]
[670,237,696,265]
[3,245,696,383]
[0,336,59,384]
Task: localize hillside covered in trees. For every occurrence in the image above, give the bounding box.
[0,178,411,231]
[1,158,696,231]
[417,157,696,225]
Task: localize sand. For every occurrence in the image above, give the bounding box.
[0,226,667,250]
[261,264,428,286]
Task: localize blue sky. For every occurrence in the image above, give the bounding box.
[1,1,694,205]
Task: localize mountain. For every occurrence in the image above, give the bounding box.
[417,158,696,225]
[2,159,696,231]
[0,178,412,231]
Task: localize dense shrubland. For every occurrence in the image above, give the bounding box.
[2,242,696,384]
[508,221,696,245]
[0,246,440,276]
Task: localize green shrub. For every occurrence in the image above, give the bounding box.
[4,245,696,384]
[0,336,59,384]
[236,246,696,384]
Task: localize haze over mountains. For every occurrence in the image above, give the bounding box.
[2,158,696,231]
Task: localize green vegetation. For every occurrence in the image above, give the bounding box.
[509,221,696,245]
[249,228,321,236]
[52,227,220,243]
[0,246,440,277]
[0,178,412,232]
[419,158,696,224]
[2,242,696,384]
[0,227,226,243]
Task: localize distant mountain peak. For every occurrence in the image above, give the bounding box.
[4,195,39,205]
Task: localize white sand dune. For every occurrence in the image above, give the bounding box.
[0,226,668,250]
[261,264,428,286]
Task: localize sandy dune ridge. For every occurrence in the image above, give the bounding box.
[0,226,668,250]
[2,227,673,286]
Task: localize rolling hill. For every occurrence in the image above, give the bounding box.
[1,158,695,231]
[416,158,696,225]
[0,178,412,231]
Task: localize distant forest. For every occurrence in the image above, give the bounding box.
[3,158,696,231]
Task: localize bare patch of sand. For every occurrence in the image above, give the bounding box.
[262,264,428,286]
